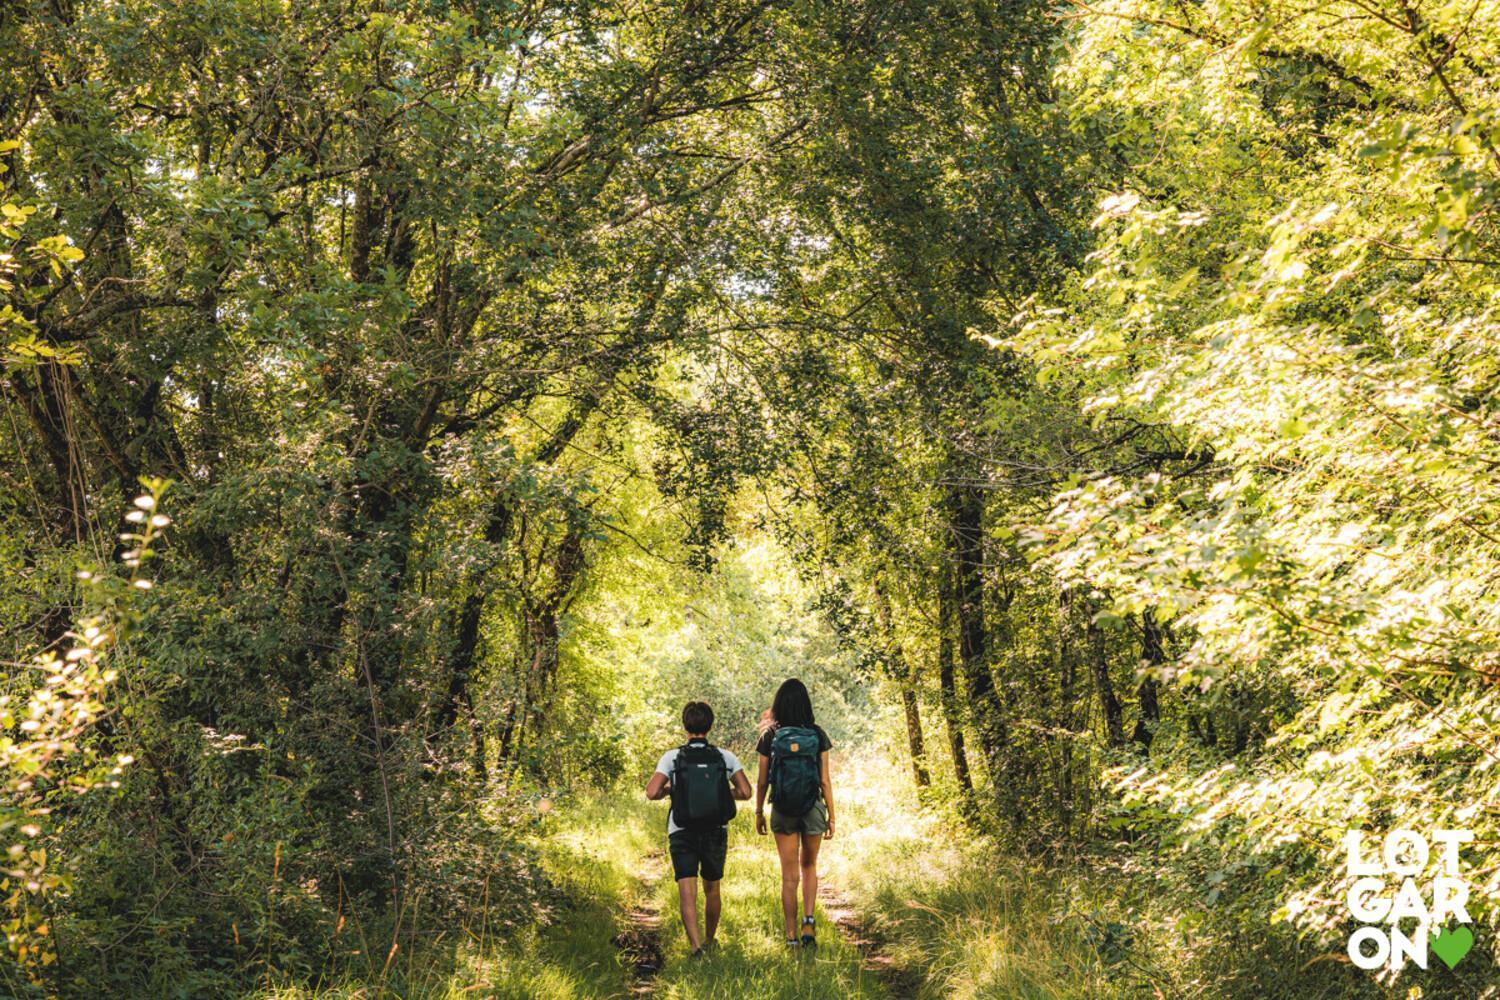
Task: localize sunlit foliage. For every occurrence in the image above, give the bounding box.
[1007,0,1500,964]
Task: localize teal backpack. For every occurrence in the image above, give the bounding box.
[769,725,821,817]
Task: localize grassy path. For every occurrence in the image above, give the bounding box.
[640,813,890,1000]
[258,753,1212,999]
[254,754,1401,999]
[270,752,1350,999]
[817,883,919,1000]
[503,785,897,999]
[610,848,666,993]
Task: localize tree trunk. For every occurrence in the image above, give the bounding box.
[434,402,594,763]
[501,515,588,763]
[900,685,930,788]
[873,581,930,789]
[1088,614,1125,747]
[946,480,1005,783]
[1132,609,1164,751]
[937,564,974,798]
[1057,588,1078,834]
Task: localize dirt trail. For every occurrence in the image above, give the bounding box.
[819,881,920,1000]
[611,848,667,995]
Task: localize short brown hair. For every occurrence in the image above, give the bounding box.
[682,701,714,734]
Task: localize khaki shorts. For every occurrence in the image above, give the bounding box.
[770,798,828,836]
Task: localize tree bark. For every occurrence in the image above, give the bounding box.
[937,563,974,797]
[13,361,89,541]
[1132,609,1164,751]
[1057,588,1078,833]
[1088,613,1125,747]
[434,402,596,765]
[873,581,930,788]
[500,514,588,763]
[900,686,930,788]
[946,479,1005,782]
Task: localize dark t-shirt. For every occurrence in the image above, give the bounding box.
[755,723,832,759]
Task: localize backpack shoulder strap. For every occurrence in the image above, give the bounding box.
[668,748,682,818]
[679,741,720,767]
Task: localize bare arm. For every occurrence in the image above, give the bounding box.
[645,771,670,801]
[820,751,835,838]
[755,752,771,834]
[731,769,752,801]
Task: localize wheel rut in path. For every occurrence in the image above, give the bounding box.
[612,848,667,996]
[819,881,920,1000]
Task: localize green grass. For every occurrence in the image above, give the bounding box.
[540,781,890,998]
[245,753,1403,999]
[824,756,1393,1000]
[836,837,1395,999]
[248,783,887,999]
[824,757,1123,1000]
[648,810,886,999]
[247,795,654,999]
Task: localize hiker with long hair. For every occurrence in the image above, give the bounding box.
[755,678,836,948]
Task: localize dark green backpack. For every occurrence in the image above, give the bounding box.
[769,725,821,817]
[671,741,736,831]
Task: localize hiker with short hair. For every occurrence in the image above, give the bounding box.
[754,678,836,949]
[644,700,753,956]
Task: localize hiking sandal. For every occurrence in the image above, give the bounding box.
[800,915,817,948]
[785,936,801,949]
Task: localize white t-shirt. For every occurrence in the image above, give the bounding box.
[655,742,744,835]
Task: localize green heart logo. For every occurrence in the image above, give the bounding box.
[1430,925,1473,970]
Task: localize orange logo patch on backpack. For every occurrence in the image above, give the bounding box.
[790,742,799,752]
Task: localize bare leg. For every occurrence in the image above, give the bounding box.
[774,831,802,940]
[799,832,823,932]
[703,879,721,944]
[677,876,702,951]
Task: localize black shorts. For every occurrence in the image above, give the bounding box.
[667,826,727,882]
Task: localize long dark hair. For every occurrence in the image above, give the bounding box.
[770,678,815,728]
